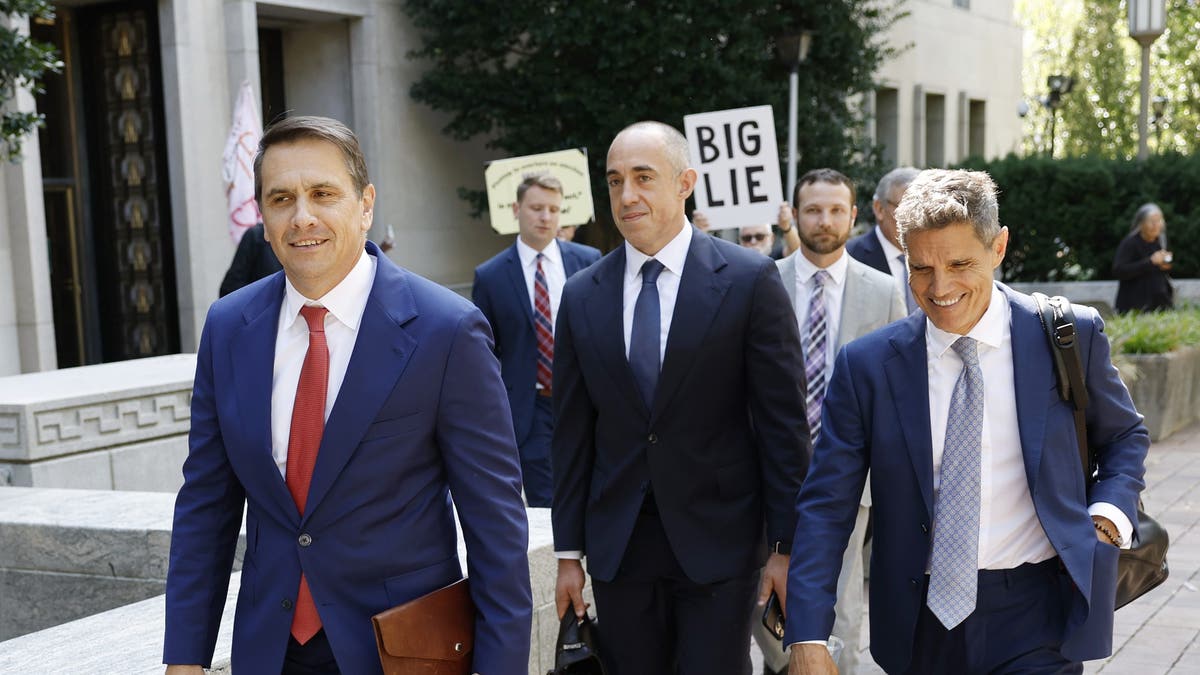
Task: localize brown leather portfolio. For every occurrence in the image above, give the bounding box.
[371,577,474,675]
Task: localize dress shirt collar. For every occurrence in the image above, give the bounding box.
[623,220,692,282]
[516,236,562,270]
[926,283,1009,358]
[875,225,903,260]
[282,248,375,331]
[793,248,849,288]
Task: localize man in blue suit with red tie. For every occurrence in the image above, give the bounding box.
[163,116,532,675]
[786,169,1149,674]
[473,173,600,506]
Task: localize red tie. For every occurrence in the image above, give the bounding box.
[286,304,329,644]
[533,254,554,391]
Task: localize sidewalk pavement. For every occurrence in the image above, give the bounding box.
[760,419,1200,674]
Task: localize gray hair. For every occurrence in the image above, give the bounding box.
[895,169,1000,250]
[873,166,921,202]
[1131,202,1162,234]
[615,121,691,175]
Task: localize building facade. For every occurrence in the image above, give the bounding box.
[0,0,1024,376]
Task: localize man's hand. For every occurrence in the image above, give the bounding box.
[555,558,588,619]
[164,666,204,675]
[789,643,838,675]
[756,552,790,616]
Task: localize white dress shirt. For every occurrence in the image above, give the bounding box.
[622,222,693,362]
[791,250,849,377]
[926,284,1132,569]
[270,250,376,477]
[516,237,566,336]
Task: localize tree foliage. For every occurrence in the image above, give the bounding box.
[1017,0,1200,159]
[0,0,60,161]
[402,0,901,241]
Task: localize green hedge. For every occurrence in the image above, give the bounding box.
[957,153,1200,282]
[1105,306,1200,355]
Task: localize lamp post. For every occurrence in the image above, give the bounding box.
[1128,0,1167,161]
[776,31,813,195]
[1040,75,1074,158]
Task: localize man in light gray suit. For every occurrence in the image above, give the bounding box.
[754,169,904,675]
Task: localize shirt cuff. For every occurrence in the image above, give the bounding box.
[1089,502,1133,549]
[554,550,583,560]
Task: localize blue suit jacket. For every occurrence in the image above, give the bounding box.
[784,284,1148,672]
[472,240,600,443]
[552,227,810,583]
[845,226,891,277]
[164,242,533,674]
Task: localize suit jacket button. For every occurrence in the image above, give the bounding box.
[281,598,293,610]
[921,524,929,534]
[298,533,313,547]
[647,433,658,444]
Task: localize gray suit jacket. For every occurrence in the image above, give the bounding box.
[778,251,906,506]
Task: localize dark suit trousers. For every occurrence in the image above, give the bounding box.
[283,630,340,675]
[902,558,1082,675]
[591,505,757,675]
[520,395,554,507]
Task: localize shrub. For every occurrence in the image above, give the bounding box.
[1105,306,1200,355]
[958,153,1200,282]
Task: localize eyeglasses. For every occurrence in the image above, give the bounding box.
[740,233,768,243]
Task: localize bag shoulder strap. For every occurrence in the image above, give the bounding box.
[1031,292,1094,482]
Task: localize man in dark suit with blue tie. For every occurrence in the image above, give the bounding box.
[163,116,532,675]
[786,169,1149,674]
[552,121,810,675]
[473,173,600,506]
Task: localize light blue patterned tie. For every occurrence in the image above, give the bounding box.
[927,336,983,630]
[803,271,830,442]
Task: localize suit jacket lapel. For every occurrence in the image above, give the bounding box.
[585,247,648,417]
[652,230,731,423]
[885,314,935,518]
[502,243,534,330]
[1006,285,1053,492]
[303,248,418,520]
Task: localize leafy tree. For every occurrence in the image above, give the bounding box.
[0,0,60,161]
[402,0,901,243]
[1017,0,1200,159]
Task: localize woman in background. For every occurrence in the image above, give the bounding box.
[1113,202,1174,313]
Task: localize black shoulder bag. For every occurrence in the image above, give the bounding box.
[1032,292,1170,609]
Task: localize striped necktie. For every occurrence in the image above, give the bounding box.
[533,253,553,391]
[803,271,830,441]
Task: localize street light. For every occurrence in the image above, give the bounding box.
[1040,75,1074,157]
[1128,0,1167,160]
[776,31,813,196]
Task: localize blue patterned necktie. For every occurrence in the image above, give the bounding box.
[629,259,665,409]
[927,336,983,630]
[803,271,830,441]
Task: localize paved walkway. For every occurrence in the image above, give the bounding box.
[759,419,1200,674]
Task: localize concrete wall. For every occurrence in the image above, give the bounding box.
[0,354,194,491]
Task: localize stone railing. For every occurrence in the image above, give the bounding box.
[0,487,567,674]
[0,355,195,492]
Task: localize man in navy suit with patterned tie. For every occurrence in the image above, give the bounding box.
[473,173,601,506]
[552,121,810,674]
[786,169,1148,674]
